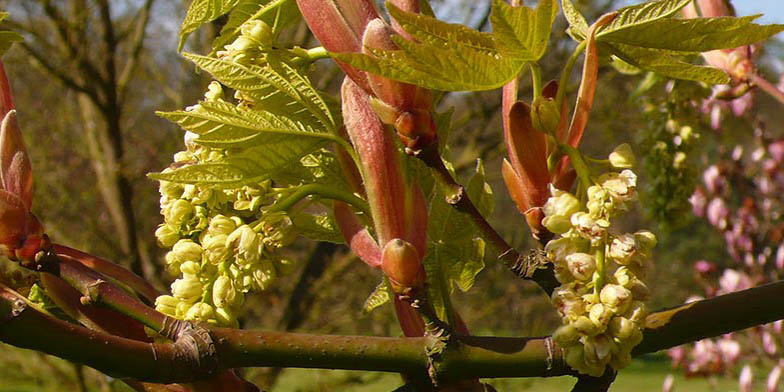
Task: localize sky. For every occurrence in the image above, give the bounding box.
[734,1,784,25]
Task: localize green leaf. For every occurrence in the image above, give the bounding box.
[157,101,336,150]
[599,15,784,53]
[386,2,496,53]
[490,0,557,61]
[362,278,391,315]
[149,137,325,187]
[335,43,525,91]
[184,53,335,129]
[609,56,642,75]
[560,0,589,41]
[291,211,344,244]
[211,0,299,54]
[423,160,492,318]
[597,0,693,38]
[608,43,730,84]
[179,0,242,51]
[275,150,350,190]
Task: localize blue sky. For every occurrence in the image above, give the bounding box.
[735,1,784,24]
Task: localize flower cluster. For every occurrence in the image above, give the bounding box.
[670,134,784,386]
[544,146,656,376]
[153,86,297,327]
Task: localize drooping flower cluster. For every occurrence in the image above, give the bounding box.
[153,84,297,327]
[544,146,656,376]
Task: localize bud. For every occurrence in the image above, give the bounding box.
[154,295,178,316]
[542,188,581,234]
[204,81,224,102]
[159,180,183,202]
[208,214,237,236]
[588,303,612,329]
[739,365,753,392]
[584,333,614,367]
[608,316,636,340]
[552,286,586,321]
[167,239,203,266]
[553,324,580,346]
[609,234,637,265]
[571,212,609,243]
[250,258,277,291]
[598,170,637,204]
[202,233,230,264]
[212,276,237,308]
[242,20,274,47]
[381,238,425,294]
[609,347,632,371]
[573,315,600,336]
[185,302,215,322]
[531,96,561,135]
[166,199,194,226]
[608,144,636,168]
[600,284,632,313]
[546,236,589,263]
[634,230,657,252]
[566,252,596,281]
[155,224,180,248]
[215,306,239,327]
[623,300,647,323]
[171,277,202,302]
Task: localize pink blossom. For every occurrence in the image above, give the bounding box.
[718,269,752,294]
[740,365,753,392]
[768,365,781,392]
[703,165,725,194]
[690,187,708,217]
[662,374,675,392]
[694,260,716,275]
[706,198,729,229]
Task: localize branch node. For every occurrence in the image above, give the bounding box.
[172,322,219,378]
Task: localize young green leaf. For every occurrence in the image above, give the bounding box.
[184,53,335,129]
[149,137,325,187]
[599,15,784,53]
[179,0,242,51]
[608,43,730,84]
[157,101,336,150]
[490,0,557,61]
[335,42,525,91]
[0,31,22,56]
[362,278,392,314]
[560,0,589,41]
[597,0,692,38]
[386,2,496,52]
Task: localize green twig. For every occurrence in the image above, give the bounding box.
[530,62,543,98]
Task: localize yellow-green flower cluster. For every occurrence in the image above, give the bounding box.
[544,146,656,376]
[153,86,296,327]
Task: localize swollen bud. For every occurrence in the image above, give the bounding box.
[531,96,561,135]
[609,144,636,169]
[381,238,426,294]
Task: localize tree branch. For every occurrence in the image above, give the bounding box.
[117,0,156,102]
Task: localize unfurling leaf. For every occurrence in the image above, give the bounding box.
[597,0,693,38]
[291,211,344,244]
[362,278,391,314]
[560,0,589,41]
[179,0,242,51]
[211,0,299,54]
[608,43,730,84]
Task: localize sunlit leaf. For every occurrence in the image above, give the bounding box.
[212,0,299,53]
[490,0,557,61]
[560,0,589,41]
[179,0,242,51]
[608,43,730,84]
[597,0,693,38]
[362,278,391,314]
[387,2,496,52]
[291,211,344,244]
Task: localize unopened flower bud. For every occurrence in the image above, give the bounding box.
[212,276,237,308]
[242,20,273,47]
[227,225,261,264]
[202,233,230,264]
[566,252,596,281]
[608,316,636,340]
[599,170,637,204]
[542,188,581,234]
[250,259,277,291]
[600,284,632,313]
[381,238,425,294]
[634,231,657,252]
[155,224,180,248]
[623,300,647,323]
[204,81,224,102]
[609,234,637,265]
[208,214,236,236]
[155,295,178,315]
[185,302,215,322]
[215,306,239,327]
[170,239,203,264]
[179,260,201,277]
[553,324,580,346]
[166,199,194,226]
[609,144,636,168]
[171,277,202,302]
[573,315,600,336]
[589,303,612,329]
[531,96,561,135]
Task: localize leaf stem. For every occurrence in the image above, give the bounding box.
[556,40,587,111]
[269,183,371,217]
[748,72,784,106]
[559,144,592,190]
[530,62,543,98]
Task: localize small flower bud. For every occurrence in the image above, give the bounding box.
[166,199,194,226]
[202,233,230,264]
[179,260,201,277]
[553,324,580,346]
[242,20,274,47]
[250,259,277,291]
[573,315,601,336]
[155,224,180,248]
[566,252,597,281]
[204,81,224,102]
[608,316,636,340]
[215,306,239,327]
[212,276,237,308]
[227,225,261,265]
[598,170,637,204]
[542,188,581,234]
[381,238,426,294]
[600,284,632,313]
[531,96,561,135]
[634,230,657,252]
[608,144,636,168]
[208,214,237,236]
[171,277,202,302]
[589,303,612,329]
[609,234,637,265]
[154,295,178,316]
[622,300,647,323]
[170,239,203,263]
[185,302,215,322]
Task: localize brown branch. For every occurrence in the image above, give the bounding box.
[117,0,156,102]
[3,280,784,385]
